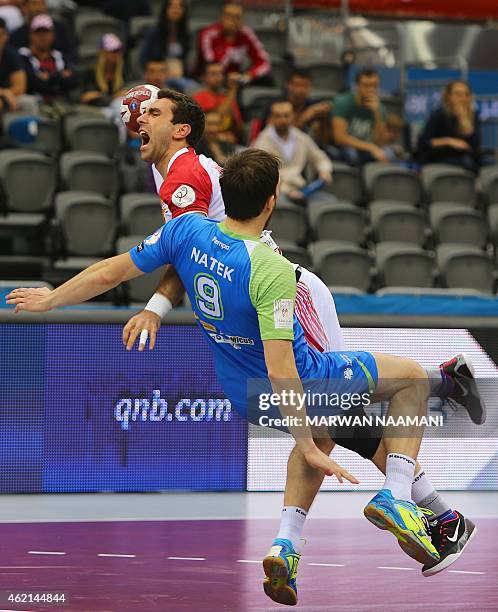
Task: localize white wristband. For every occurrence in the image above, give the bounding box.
[144,293,173,319]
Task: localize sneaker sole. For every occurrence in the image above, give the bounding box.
[422,520,478,577]
[262,555,297,606]
[457,353,487,425]
[364,503,439,566]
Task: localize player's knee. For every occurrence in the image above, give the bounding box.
[403,359,429,400]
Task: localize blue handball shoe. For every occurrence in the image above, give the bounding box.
[262,538,301,606]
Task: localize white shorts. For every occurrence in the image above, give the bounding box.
[295,266,345,353]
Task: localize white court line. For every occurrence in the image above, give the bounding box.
[237,559,260,564]
[378,566,414,571]
[0,609,32,612]
[97,554,136,558]
[448,570,485,575]
[28,551,66,556]
[308,563,345,567]
[168,556,206,561]
[0,566,68,569]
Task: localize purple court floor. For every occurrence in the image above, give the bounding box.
[0,518,496,612]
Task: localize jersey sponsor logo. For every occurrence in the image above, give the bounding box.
[273,299,293,329]
[171,184,196,208]
[144,227,163,245]
[136,242,144,252]
[207,330,255,350]
[212,236,230,251]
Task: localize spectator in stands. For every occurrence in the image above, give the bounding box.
[286,68,332,135]
[0,1,23,32]
[143,59,168,89]
[196,109,237,165]
[10,0,75,62]
[417,81,486,172]
[80,33,124,107]
[140,58,197,95]
[193,62,243,143]
[19,14,77,105]
[196,2,271,86]
[0,16,25,111]
[140,0,190,68]
[383,114,407,161]
[254,99,332,203]
[332,68,389,166]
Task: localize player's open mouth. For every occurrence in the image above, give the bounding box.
[139,130,150,149]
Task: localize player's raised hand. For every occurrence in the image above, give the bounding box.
[304,447,359,484]
[122,309,161,352]
[5,286,53,313]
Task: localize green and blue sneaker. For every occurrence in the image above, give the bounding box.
[263,538,301,606]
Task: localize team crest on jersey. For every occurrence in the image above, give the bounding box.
[274,299,293,329]
[144,227,163,245]
[172,184,196,208]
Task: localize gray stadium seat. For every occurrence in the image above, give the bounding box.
[268,201,307,244]
[323,162,363,204]
[60,152,119,198]
[117,236,163,303]
[253,28,287,59]
[129,15,155,41]
[376,242,434,288]
[75,14,125,47]
[76,45,99,71]
[370,202,426,246]
[241,87,281,111]
[308,200,365,243]
[421,164,476,205]
[66,117,120,158]
[363,162,421,204]
[54,191,117,257]
[0,150,57,212]
[480,166,498,205]
[4,113,62,157]
[303,63,345,92]
[437,244,494,294]
[189,0,225,23]
[430,203,487,247]
[271,58,292,90]
[309,240,371,291]
[487,204,498,246]
[120,193,162,236]
[278,241,311,269]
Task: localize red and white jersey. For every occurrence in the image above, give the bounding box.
[152,147,225,223]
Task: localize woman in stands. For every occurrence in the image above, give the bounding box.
[140,0,190,69]
[417,81,484,172]
[80,33,125,107]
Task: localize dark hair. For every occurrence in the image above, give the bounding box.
[269,98,293,113]
[287,68,311,82]
[355,68,379,83]
[0,17,6,31]
[203,61,222,75]
[158,88,205,147]
[152,0,190,61]
[220,149,280,221]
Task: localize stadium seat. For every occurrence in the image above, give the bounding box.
[370,202,426,246]
[65,117,120,158]
[3,113,62,157]
[376,242,434,288]
[437,244,494,294]
[54,191,117,258]
[271,58,292,90]
[278,241,311,269]
[253,28,287,59]
[421,164,476,205]
[430,203,487,247]
[189,0,225,23]
[480,166,498,205]
[363,162,421,204]
[308,200,366,243]
[117,236,163,303]
[323,162,363,204]
[303,63,346,92]
[268,201,308,244]
[0,150,57,212]
[241,87,280,112]
[76,45,99,71]
[487,204,498,246]
[129,15,155,42]
[60,152,119,198]
[120,193,162,236]
[75,14,125,47]
[309,240,371,291]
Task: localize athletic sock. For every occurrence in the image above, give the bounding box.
[276,506,307,553]
[412,468,457,521]
[383,453,416,501]
[425,366,453,398]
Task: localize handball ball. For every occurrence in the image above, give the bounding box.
[120,84,160,133]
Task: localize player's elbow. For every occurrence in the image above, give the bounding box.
[97,266,122,289]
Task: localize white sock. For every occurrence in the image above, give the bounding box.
[411,468,436,503]
[383,453,416,501]
[276,506,307,553]
[412,468,454,519]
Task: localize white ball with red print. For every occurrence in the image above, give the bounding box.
[120,84,160,133]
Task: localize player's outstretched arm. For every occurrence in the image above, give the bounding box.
[6,254,143,312]
[263,339,359,484]
[122,265,186,351]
